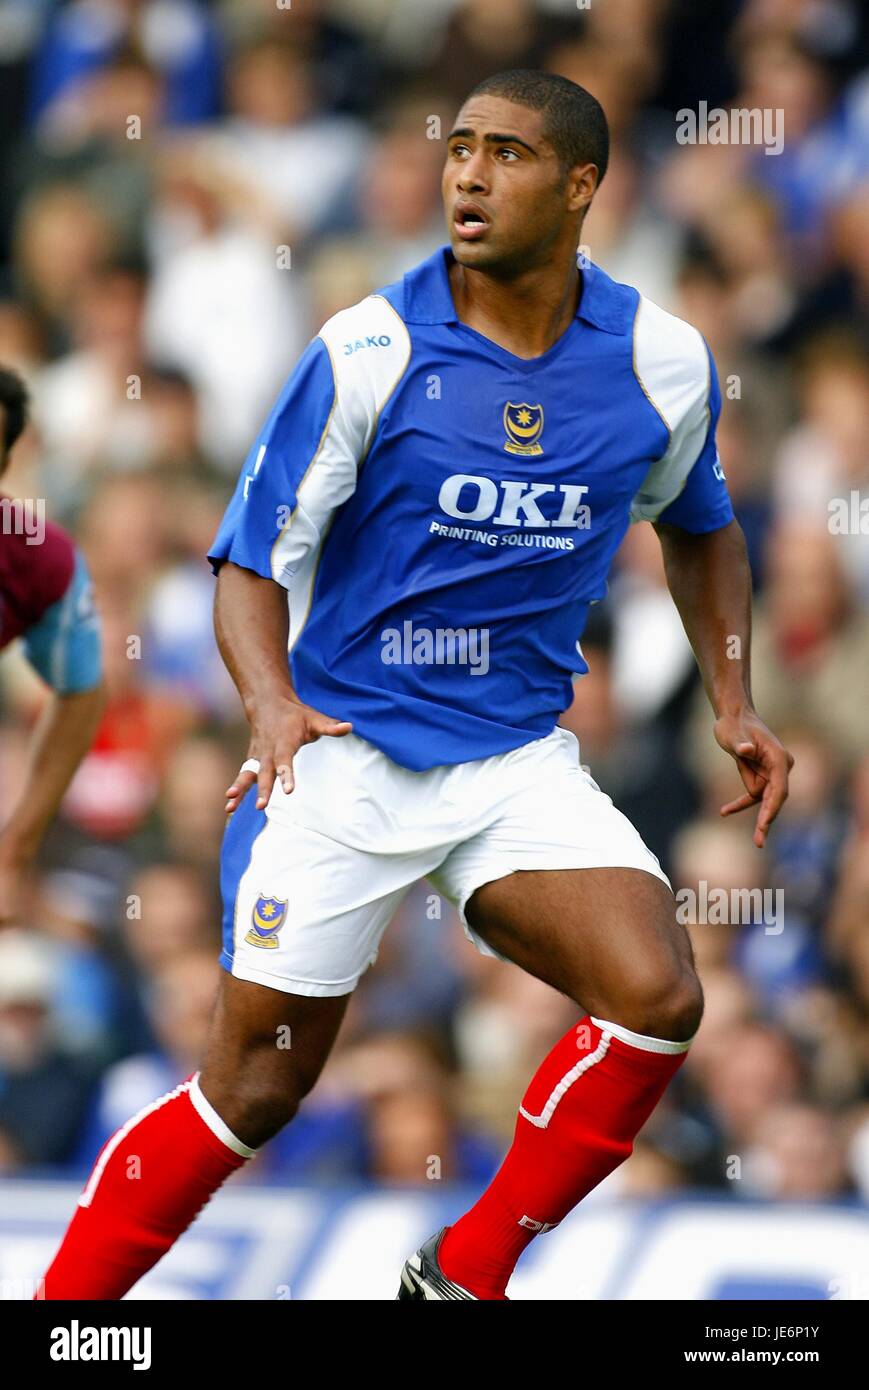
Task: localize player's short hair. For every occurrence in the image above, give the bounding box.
[467,69,609,187]
[0,365,29,462]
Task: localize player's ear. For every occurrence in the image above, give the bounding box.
[567,162,599,216]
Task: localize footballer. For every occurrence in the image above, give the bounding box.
[0,367,104,928]
[42,71,792,1301]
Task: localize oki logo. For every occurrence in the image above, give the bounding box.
[438,473,590,528]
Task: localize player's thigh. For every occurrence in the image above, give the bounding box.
[438,728,701,1033]
[208,781,433,1136]
[466,865,695,1018]
[219,778,417,1000]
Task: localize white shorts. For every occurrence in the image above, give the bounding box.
[218,727,670,997]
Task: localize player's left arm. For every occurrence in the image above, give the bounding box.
[655,515,792,847]
[634,334,793,848]
[0,549,106,924]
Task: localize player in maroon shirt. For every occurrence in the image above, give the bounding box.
[0,367,105,925]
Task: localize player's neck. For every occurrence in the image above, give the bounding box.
[448,253,581,360]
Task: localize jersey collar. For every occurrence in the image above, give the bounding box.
[401,244,634,336]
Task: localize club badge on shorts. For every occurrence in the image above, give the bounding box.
[246,894,288,948]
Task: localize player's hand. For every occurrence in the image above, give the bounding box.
[713,708,794,848]
[225,695,352,813]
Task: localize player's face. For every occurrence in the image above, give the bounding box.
[443,96,582,274]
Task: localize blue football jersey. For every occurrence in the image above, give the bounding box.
[209,246,733,771]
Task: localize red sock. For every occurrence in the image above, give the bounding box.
[40,1073,255,1299]
[439,1014,691,1299]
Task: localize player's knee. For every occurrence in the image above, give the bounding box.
[640,968,704,1043]
[204,1055,318,1148]
[594,964,703,1044]
[232,1081,301,1146]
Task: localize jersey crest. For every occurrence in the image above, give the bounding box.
[503,402,544,456]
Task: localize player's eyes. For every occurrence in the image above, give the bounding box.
[448,143,521,164]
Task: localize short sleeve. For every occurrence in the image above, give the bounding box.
[630,299,734,534]
[208,337,360,587]
[22,550,103,693]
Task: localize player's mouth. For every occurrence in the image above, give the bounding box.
[454,201,491,241]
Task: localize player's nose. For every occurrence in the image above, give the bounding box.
[455,153,489,194]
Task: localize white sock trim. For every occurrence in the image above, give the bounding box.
[517,1015,693,1133]
[589,1015,694,1054]
[519,1032,611,1130]
[79,1079,193,1208]
[189,1073,257,1158]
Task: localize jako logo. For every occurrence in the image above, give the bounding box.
[343,335,392,354]
[50,1320,151,1371]
[438,474,590,528]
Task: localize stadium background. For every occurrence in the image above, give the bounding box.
[0,0,868,1299]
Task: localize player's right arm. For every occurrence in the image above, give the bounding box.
[214,562,351,812]
[0,545,105,925]
[209,333,368,811]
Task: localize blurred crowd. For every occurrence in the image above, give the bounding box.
[0,0,868,1209]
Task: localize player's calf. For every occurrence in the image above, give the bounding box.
[436,1009,697,1299]
[435,870,705,1298]
[40,976,348,1299]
